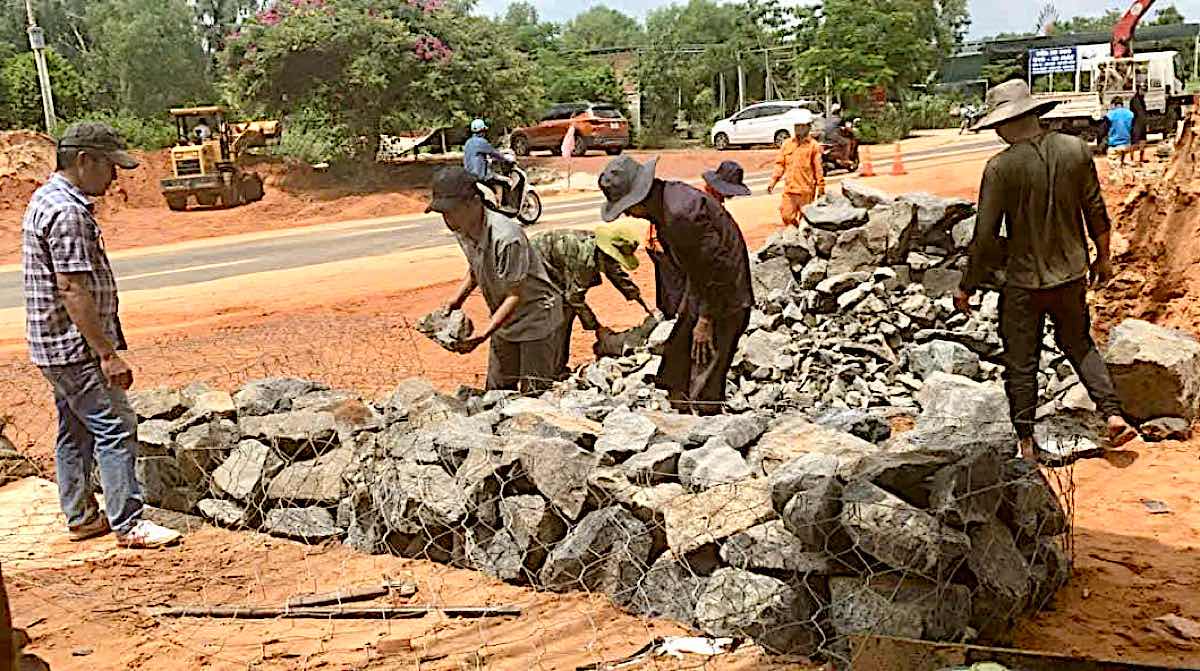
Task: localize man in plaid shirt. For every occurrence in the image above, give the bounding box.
[23,122,180,549]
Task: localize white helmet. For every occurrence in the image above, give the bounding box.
[470,118,488,133]
[793,109,815,126]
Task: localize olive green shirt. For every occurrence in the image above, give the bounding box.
[961,132,1111,292]
[531,229,643,331]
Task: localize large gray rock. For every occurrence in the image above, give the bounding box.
[641,412,706,446]
[1140,416,1192,442]
[198,499,250,527]
[265,446,353,504]
[751,257,795,299]
[999,459,1067,539]
[756,225,814,264]
[740,330,791,371]
[385,378,467,429]
[803,202,869,232]
[1026,537,1071,610]
[769,453,843,550]
[239,411,339,460]
[622,442,683,485]
[235,378,323,417]
[750,415,878,477]
[678,438,752,490]
[212,439,281,502]
[720,520,838,573]
[538,507,652,607]
[415,308,475,350]
[0,435,37,487]
[262,507,341,542]
[342,485,390,554]
[813,409,892,444]
[916,373,1014,440]
[922,268,965,298]
[174,419,239,485]
[966,518,1031,641]
[128,387,187,421]
[841,480,971,576]
[501,495,567,574]
[909,341,980,380]
[815,271,871,297]
[371,460,467,534]
[136,419,173,455]
[454,442,523,527]
[631,554,710,625]
[519,438,601,521]
[498,401,602,446]
[898,193,976,247]
[828,575,971,642]
[829,222,888,276]
[691,413,768,450]
[694,568,821,655]
[664,478,775,555]
[136,456,203,513]
[594,408,657,464]
[840,180,895,210]
[927,443,1005,528]
[1105,319,1200,422]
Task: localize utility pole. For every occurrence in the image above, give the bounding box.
[25,0,58,132]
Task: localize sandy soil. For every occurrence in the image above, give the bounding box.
[3,139,1199,668]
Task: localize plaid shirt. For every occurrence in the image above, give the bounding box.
[22,174,126,367]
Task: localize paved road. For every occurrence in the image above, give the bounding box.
[0,138,1002,309]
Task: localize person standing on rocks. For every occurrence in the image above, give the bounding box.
[956,80,1138,463]
[22,123,182,549]
[530,225,653,376]
[767,110,824,227]
[599,156,754,415]
[431,166,566,392]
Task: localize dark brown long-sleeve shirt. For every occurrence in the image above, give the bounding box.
[655,181,754,319]
[961,132,1111,292]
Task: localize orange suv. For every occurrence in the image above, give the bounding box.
[510,102,630,157]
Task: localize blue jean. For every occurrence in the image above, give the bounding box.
[39,360,143,535]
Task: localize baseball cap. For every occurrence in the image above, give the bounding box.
[470,118,488,133]
[425,166,484,214]
[57,122,140,169]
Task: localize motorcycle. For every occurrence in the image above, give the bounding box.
[959,105,984,134]
[821,120,860,175]
[487,150,543,226]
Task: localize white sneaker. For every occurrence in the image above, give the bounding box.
[116,520,182,549]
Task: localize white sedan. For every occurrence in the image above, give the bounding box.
[710,101,826,150]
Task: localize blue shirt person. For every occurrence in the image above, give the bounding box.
[463,118,505,182]
[1106,99,1135,149]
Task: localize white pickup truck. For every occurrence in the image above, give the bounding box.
[1036,51,1190,145]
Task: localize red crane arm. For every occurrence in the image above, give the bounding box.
[1111,0,1157,58]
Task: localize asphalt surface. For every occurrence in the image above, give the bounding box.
[0,138,1002,310]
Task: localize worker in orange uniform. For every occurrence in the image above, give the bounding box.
[767,109,824,227]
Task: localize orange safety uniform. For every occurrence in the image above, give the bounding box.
[770,136,825,227]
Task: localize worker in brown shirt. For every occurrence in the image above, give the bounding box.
[957,80,1136,463]
[767,109,824,227]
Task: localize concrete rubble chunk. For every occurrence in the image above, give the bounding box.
[519,438,601,521]
[198,498,249,527]
[235,378,323,417]
[265,446,353,504]
[828,575,972,642]
[622,442,683,484]
[840,180,895,209]
[694,567,821,655]
[803,202,869,232]
[239,411,339,459]
[128,387,187,421]
[594,408,657,464]
[263,507,341,542]
[631,554,710,625]
[1105,319,1200,422]
[750,415,878,477]
[909,341,981,380]
[720,520,838,573]
[415,308,475,351]
[212,439,282,502]
[678,438,752,490]
[841,479,971,576]
[1140,416,1192,442]
[538,506,651,607]
[664,478,775,555]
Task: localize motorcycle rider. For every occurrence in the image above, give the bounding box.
[463,118,517,204]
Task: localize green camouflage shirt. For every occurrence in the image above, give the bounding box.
[531,229,642,331]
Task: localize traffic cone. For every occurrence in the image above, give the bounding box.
[891,142,907,176]
[859,147,876,177]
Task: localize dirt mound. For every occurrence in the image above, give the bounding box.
[1098,113,1200,334]
[0,131,55,211]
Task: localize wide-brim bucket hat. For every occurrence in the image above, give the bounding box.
[599,156,659,222]
[972,79,1060,131]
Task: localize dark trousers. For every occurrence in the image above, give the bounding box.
[556,307,578,378]
[648,249,686,319]
[1000,279,1124,439]
[656,307,751,416]
[487,334,560,393]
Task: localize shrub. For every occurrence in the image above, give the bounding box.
[855,105,913,144]
[272,104,352,164]
[53,110,177,150]
[1,49,90,130]
[905,93,959,130]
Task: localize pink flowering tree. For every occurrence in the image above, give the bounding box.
[222,0,538,160]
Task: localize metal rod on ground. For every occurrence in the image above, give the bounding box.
[149,606,521,620]
[284,581,416,609]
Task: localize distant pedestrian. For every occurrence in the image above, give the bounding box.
[1105,97,1135,166]
[702,160,752,204]
[768,109,824,227]
[23,122,182,548]
[600,156,754,415]
[531,226,652,375]
[957,80,1137,464]
[1130,87,1148,164]
[430,167,566,392]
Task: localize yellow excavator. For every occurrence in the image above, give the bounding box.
[160,106,280,211]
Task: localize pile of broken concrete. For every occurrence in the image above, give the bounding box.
[130,372,1070,659]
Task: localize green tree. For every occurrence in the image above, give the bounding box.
[85,0,211,117]
[0,48,88,129]
[559,6,642,52]
[194,0,268,70]
[501,1,557,53]
[1150,5,1186,25]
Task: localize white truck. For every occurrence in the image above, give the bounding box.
[1034,49,1191,145]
